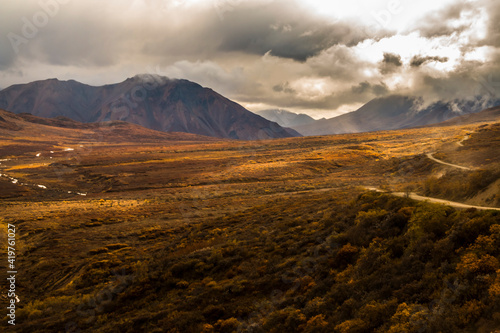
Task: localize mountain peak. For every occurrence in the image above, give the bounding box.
[129,73,169,82]
[256,109,315,128]
[292,94,500,136]
[0,77,300,140]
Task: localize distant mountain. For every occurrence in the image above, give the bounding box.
[433,105,500,126]
[293,95,500,136]
[0,75,300,140]
[255,109,316,128]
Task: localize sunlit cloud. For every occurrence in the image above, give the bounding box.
[0,0,499,117]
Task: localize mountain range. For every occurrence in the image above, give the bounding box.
[1,76,499,140]
[291,95,500,136]
[0,75,299,140]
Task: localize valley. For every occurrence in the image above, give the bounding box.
[0,107,499,332]
[2,0,500,331]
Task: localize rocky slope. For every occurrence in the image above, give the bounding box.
[0,75,300,140]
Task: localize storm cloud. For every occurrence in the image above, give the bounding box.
[1,0,499,118]
[411,2,476,38]
[410,55,449,67]
[352,81,389,97]
[379,52,403,74]
[214,1,378,62]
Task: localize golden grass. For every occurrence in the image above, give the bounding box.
[6,163,50,171]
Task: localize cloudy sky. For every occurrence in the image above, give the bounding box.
[1,0,499,118]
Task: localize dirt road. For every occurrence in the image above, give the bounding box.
[364,187,500,211]
[392,191,500,211]
[426,153,473,171]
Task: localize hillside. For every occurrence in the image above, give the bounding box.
[0,108,216,144]
[293,95,499,136]
[1,107,500,332]
[0,108,221,163]
[0,76,299,140]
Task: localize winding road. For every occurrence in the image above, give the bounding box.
[373,132,498,210]
[392,191,500,211]
[425,131,476,171]
[364,187,500,211]
[426,153,473,171]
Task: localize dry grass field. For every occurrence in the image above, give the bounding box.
[1,113,500,332]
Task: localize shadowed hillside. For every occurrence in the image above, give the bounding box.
[0,105,499,332]
[0,76,299,140]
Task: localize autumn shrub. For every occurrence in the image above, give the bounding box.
[334,243,359,268]
[423,169,500,202]
[263,308,307,333]
[14,191,500,333]
[334,318,368,333]
[302,314,329,333]
[170,259,202,278]
[407,204,454,239]
[214,317,240,333]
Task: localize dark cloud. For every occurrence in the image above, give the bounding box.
[273,82,296,94]
[379,53,402,74]
[0,2,41,70]
[240,79,388,113]
[481,0,500,47]
[309,46,372,82]
[382,53,402,66]
[0,0,391,67]
[410,55,449,67]
[215,1,383,62]
[0,1,144,67]
[411,2,476,38]
[1,0,499,117]
[352,81,389,96]
[0,48,16,71]
[404,57,500,105]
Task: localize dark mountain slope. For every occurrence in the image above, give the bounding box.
[0,75,299,140]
